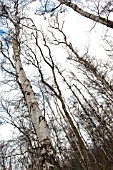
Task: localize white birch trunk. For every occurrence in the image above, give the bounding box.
[58,0,113,29]
[12,31,59,169]
[1,1,60,169]
[12,38,51,143]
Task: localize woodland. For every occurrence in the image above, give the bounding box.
[0,0,113,169]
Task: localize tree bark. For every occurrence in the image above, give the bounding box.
[58,0,113,29]
[11,11,59,170]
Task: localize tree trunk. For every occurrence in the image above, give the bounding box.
[58,0,113,29]
[12,20,59,170]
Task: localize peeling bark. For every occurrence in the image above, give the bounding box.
[12,39,59,169]
[11,12,59,170]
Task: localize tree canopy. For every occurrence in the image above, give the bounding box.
[0,0,113,169]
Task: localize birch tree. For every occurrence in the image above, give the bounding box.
[57,0,113,29]
[33,1,113,168]
[40,0,113,29]
[0,0,113,169]
[0,0,60,169]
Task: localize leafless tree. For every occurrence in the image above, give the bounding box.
[0,0,113,170]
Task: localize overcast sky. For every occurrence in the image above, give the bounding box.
[0,0,112,141]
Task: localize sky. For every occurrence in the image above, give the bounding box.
[0,0,113,141]
[0,29,6,35]
[0,124,15,140]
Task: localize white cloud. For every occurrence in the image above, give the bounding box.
[0,124,14,140]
